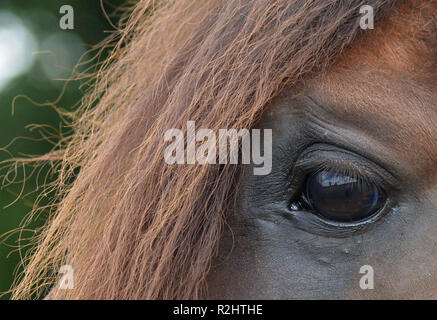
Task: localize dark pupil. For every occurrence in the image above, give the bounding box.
[305,170,386,222]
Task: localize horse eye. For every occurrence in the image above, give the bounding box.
[295,170,387,223]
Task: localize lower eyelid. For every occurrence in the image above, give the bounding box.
[282,196,395,238]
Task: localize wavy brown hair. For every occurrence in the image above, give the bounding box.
[8,0,400,299]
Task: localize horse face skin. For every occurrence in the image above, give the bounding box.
[206,4,437,299]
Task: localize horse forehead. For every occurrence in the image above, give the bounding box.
[304,1,437,184]
[351,0,437,79]
[327,0,436,82]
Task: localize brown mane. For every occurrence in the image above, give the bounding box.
[9,0,402,299]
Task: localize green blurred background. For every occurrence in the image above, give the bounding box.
[0,0,125,299]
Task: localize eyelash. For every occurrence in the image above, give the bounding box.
[302,163,367,182]
[289,149,389,195]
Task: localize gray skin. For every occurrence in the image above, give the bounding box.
[206,21,437,298]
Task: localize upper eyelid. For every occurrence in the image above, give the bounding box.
[295,157,377,185]
[292,143,399,192]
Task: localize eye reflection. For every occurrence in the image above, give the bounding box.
[292,170,387,223]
